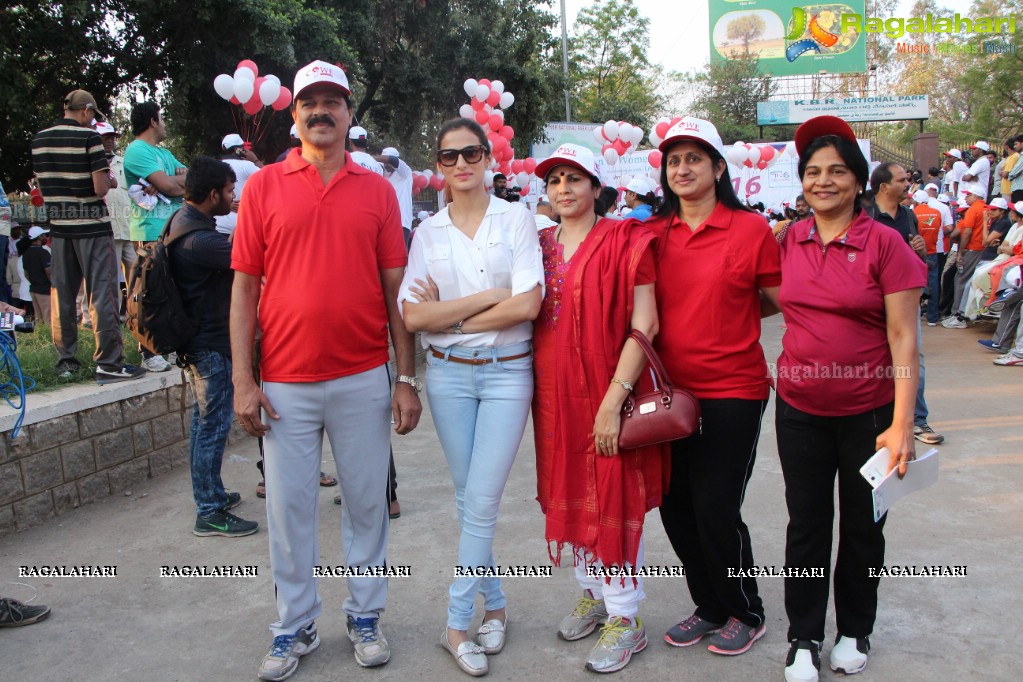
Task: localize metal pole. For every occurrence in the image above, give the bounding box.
[561,0,571,121]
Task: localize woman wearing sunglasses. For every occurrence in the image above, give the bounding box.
[398,118,543,677]
[532,144,666,674]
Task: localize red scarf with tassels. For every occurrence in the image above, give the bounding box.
[538,217,670,569]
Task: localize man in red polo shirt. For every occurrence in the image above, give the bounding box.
[231,60,422,681]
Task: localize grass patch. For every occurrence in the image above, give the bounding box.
[4,323,143,393]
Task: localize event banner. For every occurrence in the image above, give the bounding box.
[757,94,930,124]
[710,0,867,77]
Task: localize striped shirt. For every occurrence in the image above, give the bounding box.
[31,119,111,238]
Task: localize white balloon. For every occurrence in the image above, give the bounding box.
[619,122,634,143]
[213,74,235,101]
[463,78,478,97]
[594,126,607,143]
[484,170,494,187]
[746,145,761,165]
[603,148,619,165]
[630,126,645,146]
[493,108,504,122]
[515,172,529,187]
[423,169,433,178]
[459,104,474,118]
[258,79,281,106]
[491,80,505,95]
[233,78,254,104]
[499,92,514,109]
[234,67,256,82]
[649,132,662,147]
[603,120,620,141]
[264,74,280,85]
[725,144,748,167]
[475,84,490,101]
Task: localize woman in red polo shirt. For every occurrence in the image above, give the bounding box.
[775,116,924,682]
[644,117,781,657]
[531,143,666,674]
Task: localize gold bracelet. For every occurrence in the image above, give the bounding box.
[611,378,633,392]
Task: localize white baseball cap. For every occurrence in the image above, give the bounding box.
[912,190,929,204]
[222,133,245,150]
[28,226,50,240]
[289,124,298,139]
[988,197,1009,210]
[94,121,118,136]
[416,210,430,221]
[924,183,939,192]
[970,141,990,152]
[944,148,963,160]
[381,147,400,158]
[349,126,368,141]
[938,194,950,204]
[1013,201,1023,215]
[293,60,350,100]
[659,117,725,157]
[535,143,600,182]
[625,177,652,195]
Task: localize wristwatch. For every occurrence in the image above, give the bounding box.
[396,375,423,392]
[611,378,634,392]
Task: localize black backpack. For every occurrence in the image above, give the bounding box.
[126,210,208,355]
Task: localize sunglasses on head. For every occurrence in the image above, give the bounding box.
[437,145,487,167]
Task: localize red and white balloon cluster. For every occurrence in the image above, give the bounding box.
[646,115,690,169]
[458,78,516,165]
[213,60,292,114]
[412,169,445,195]
[593,120,644,165]
[724,141,792,170]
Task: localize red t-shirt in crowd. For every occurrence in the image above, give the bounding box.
[959,200,987,251]
[913,203,942,255]
[232,149,408,382]
[777,211,926,417]
[647,203,782,400]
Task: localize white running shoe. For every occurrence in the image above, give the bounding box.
[143,355,173,372]
[830,635,869,674]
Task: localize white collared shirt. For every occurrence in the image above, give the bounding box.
[398,195,543,349]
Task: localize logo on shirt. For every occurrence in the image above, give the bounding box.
[848,253,856,262]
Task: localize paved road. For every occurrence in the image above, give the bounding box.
[0,321,1018,681]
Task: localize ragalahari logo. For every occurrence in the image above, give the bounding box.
[784,7,840,62]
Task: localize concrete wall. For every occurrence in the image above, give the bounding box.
[0,373,198,537]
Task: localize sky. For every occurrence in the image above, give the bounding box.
[561,0,980,76]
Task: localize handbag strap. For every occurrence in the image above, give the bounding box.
[627,330,674,393]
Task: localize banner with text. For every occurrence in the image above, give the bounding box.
[757,95,930,125]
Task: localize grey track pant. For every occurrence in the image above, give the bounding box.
[50,235,123,368]
[263,364,393,637]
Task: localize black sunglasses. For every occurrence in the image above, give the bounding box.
[437,145,487,167]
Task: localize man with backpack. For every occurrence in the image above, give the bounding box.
[167,156,258,537]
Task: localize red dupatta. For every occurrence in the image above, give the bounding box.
[544,217,670,569]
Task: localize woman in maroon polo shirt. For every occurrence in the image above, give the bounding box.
[776,116,924,682]
[645,117,782,657]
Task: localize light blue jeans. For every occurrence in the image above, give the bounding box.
[426,341,534,631]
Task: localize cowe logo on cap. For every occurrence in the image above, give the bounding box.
[556,145,578,158]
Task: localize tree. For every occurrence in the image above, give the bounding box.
[568,0,664,133]
[684,51,775,145]
[725,14,766,53]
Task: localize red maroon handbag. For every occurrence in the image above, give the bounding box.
[618,330,701,449]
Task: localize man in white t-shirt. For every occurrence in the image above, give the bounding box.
[348,126,384,175]
[217,134,262,236]
[943,149,968,201]
[960,141,992,202]
[380,146,413,238]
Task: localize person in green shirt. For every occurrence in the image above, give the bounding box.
[123,101,186,242]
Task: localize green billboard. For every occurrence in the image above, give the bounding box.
[710,0,868,76]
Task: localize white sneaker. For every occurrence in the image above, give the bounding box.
[830,635,869,674]
[941,316,967,329]
[143,355,173,372]
[785,640,822,682]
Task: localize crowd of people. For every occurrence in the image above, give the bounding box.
[1,54,1012,682]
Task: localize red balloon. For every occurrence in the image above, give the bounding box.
[471,99,485,111]
[520,183,530,196]
[523,158,537,174]
[612,139,628,155]
[601,143,611,154]
[243,98,262,115]
[491,135,508,153]
[487,90,501,108]
[237,59,258,77]
[430,175,444,190]
[230,95,240,105]
[478,78,491,88]
[655,121,670,138]
[511,159,524,174]
[413,175,428,191]
[757,159,768,170]
[474,110,489,125]
[500,125,514,141]
[499,161,512,175]
[271,87,291,111]
[31,194,44,207]
[488,114,502,130]
[500,147,513,162]
[743,159,753,168]
[648,150,663,168]
[759,145,775,162]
